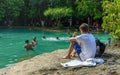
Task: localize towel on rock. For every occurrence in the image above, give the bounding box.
[61,58,104,67]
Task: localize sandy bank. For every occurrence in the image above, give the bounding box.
[0,48,120,75]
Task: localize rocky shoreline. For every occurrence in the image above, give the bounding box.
[0,47,120,75]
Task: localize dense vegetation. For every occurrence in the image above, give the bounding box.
[0,0,102,27]
[102,0,120,39]
[0,0,120,40]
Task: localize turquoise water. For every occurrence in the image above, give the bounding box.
[0,28,112,68]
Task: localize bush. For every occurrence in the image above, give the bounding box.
[56,23,64,29]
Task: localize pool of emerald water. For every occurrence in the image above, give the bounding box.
[0,28,112,68]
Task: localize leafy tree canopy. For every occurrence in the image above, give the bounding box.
[102,0,120,39]
[44,7,73,20]
[76,0,102,20]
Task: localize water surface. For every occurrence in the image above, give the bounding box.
[0,28,112,68]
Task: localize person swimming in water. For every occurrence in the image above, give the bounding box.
[42,36,46,39]
[56,37,60,40]
[24,40,34,51]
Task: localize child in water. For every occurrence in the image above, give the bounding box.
[24,40,34,51]
[31,37,37,46]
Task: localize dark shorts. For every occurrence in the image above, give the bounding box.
[73,42,81,55]
[74,42,86,61]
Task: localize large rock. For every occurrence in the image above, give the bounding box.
[0,48,120,75]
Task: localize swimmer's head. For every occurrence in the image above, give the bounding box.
[56,37,59,40]
[25,40,29,43]
[43,36,46,39]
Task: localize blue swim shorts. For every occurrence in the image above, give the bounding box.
[73,42,81,55]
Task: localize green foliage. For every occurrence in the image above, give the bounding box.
[5,0,24,17]
[44,7,73,20]
[49,0,73,8]
[76,0,102,20]
[102,0,120,39]
[0,2,5,21]
[56,23,64,29]
[0,0,24,21]
[0,0,103,27]
[28,7,37,18]
[29,0,48,19]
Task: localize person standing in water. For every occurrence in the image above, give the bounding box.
[31,37,37,46]
[24,40,34,51]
